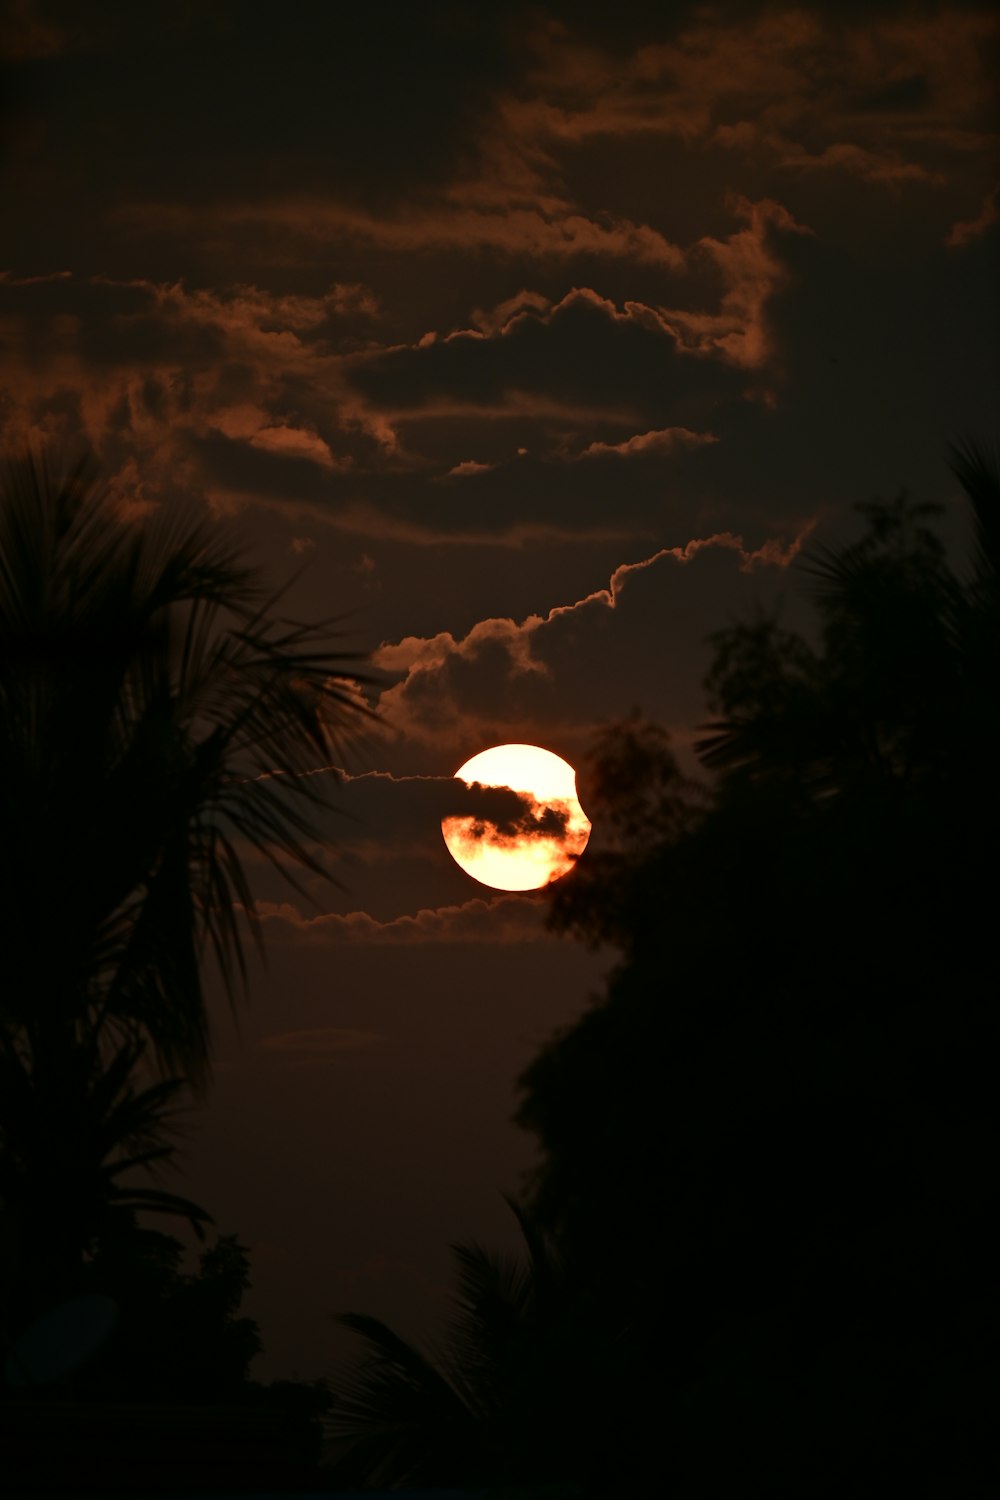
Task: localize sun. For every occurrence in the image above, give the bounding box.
[441,743,591,892]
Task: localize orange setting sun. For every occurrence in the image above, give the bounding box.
[441,744,591,892]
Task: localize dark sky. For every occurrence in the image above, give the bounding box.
[2,0,998,1379]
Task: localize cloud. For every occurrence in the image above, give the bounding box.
[98,6,997,313]
[254,894,547,945]
[0,270,739,546]
[444,459,493,478]
[462,796,570,842]
[249,424,339,468]
[505,7,997,191]
[340,279,758,467]
[0,270,73,287]
[580,426,717,459]
[658,198,814,370]
[345,284,692,415]
[294,769,578,873]
[777,142,944,187]
[0,273,377,495]
[469,289,554,336]
[439,776,561,835]
[370,526,814,765]
[0,162,816,558]
[946,186,1000,248]
[117,196,686,273]
[373,529,807,675]
[374,616,542,681]
[227,500,633,550]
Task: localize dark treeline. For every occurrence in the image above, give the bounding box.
[327,448,1000,1495]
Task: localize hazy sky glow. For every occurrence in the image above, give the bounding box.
[1,0,997,1380]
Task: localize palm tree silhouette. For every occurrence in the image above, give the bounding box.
[0,1034,212,1331]
[698,441,1000,799]
[326,1199,586,1492]
[0,447,369,1321]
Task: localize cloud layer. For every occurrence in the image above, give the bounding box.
[254,894,547,946]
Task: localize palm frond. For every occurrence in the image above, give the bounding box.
[1,443,371,1278]
[326,1200,572,1489]
[0,445,372,1078]
[107,1184,212,1239]
[327,1312,476,1488]
[949,436,1000,592]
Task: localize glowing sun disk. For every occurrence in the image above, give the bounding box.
[441,743,591,892]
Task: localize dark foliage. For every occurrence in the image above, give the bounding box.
[325,1199,593,1494]
[0,449,368,1084]
[517,448,1000,1494]
[0,449,368,1401]
[2,1225,331,1491]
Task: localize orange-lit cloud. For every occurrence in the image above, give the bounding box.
[375,529,809,677]
[105,5,997,299]
[580,427,717,459]
[444,459,494,478]
[248,425,340,468]
[3,2,992,584]
[946,186,1000,248]
[253,895,546,945]
[116,196,686,272]
[777,142,944,186]
[1,264,758,559]
[507,7,997,189]
[658,198,813,370]
[371,527,815,760]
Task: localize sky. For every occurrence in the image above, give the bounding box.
[1,0,998,1381]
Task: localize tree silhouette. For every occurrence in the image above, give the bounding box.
[517,446,1000,1493]
[5,1223,334,1489]
[0,1035,211,1333]
[326,1199,590,1493]
[0,448,368,1327]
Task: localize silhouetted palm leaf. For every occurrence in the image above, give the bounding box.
[328,1311,476,1488]
[0,1031,211,1323]
[695,457,997,797]
[0,445,369,1303]
[325,1201,577,1491]
[0,448,370,1079]
[949,436,1000,588]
